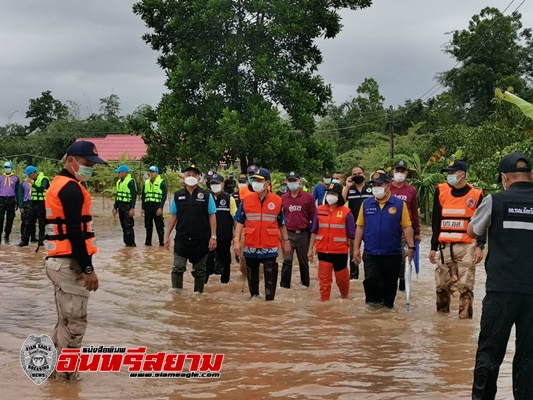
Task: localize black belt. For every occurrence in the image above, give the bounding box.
[287,229,309,234]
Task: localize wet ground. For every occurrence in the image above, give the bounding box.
[0,196,516,399]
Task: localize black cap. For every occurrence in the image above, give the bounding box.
[498,152,532,182]
[238,173,247,182]
[207,172,223,184]
[441,160,468,173]
[323,171,332,178]
[286,171,301,180]
[184,164,201,175]
[326,183,343,195]
[66,140,107,164]
[393,160,408,170]
[370,171,390,184]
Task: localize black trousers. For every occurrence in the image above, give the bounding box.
[245,257,278,300]
[472,292,533,400]
[23,200,46,243]
[117,202,135,246]
[205,239,232,283]
[20,201,31,237]
[143,202,164,245]
[0,196,16,238]
[362,253,402,308]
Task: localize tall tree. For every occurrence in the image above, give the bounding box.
[26,90,68,133]
[133,0,372,172]
[439,7,533,125]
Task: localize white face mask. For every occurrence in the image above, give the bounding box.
[393,172,406,183]
[74,158,94,182]
[210,184,222,193]
[372,186,386,199]
[324,178,331,185]
[326,194,338,205]
[332,179,340,184]
[4,168,12,174]
[447,174,460,186]
[237,183,247,189]
[287,182,300,191]
[252,181,265,193]
[184,176,198,186]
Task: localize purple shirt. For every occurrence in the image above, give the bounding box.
[281,189,316,231]
[310,206,356,239]
[0,173,19,197]
[22,181,32,202]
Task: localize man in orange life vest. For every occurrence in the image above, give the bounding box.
[429,160,485,319]
[233,168,290,300]
[44,140,106,382]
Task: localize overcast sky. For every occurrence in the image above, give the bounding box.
[1,0,531,126]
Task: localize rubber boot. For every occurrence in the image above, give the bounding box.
[335,267,350,299]
[459,290,474,319]
[247,265,260,297]
[194,277,205,293]
[263,262,279,301]
[399,278,406,291]
[436,289,451,312]
[171,273,183,289]
[318,260,333,301]
[350,260,359,280]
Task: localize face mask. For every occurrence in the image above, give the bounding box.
[326,194,338,205]
[372,186,386,199]
[332,179,340,184]
[280,185,287,192]
[287,182,299,191]
[238,183,247,189]
[324,178,331,185]
[393,172,406,183]
[210,184,222,193]
[248,176,254,184]
[4,168,12,174]
[252,181,265,193]
[447,174,459,186]
[184,176,198,186]
[353,175,365,184]
[74,159,93,182]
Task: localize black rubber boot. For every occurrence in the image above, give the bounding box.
[171,273,183,289]
[350,260,359,280]
[264,262,279,301]
[399,278,406,291]
[193,277,205,293]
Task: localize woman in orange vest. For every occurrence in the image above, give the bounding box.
[308,183,355,301]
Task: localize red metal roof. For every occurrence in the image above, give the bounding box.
[75,134,147,161]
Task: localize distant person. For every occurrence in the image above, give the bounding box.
[141,165,167,246]
[112,165,137,247]
[223,172,236,194]
[332,171,345,186]
[276,180,288,197]
[313,172,332,206]
[0,161,19,244]
[20,165,49,247]
[18,174,33,243]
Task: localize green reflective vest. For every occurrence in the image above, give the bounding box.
[116,174,134,203]
[144,175,163,204]
[31,172,49,201]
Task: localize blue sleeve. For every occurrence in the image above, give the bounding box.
[207,193,216,214]
[277,209,286,227]
[312,186,319,200]
[233,201,246,224]
[170,198,177,215]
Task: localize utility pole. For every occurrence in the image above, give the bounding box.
[389,106,394,161]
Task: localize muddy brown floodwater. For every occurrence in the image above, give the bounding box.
[0,196,515,399]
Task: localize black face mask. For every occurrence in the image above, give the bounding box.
[353,175,365,184]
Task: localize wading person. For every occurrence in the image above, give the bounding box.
[308,183,353,301]
[165,165,217,293]
[0,161,19,244]
[44,140,106,382]
[233,168,290,301]
[141,165,167,246]
[18,173,33,243]
[112,165,137,247]
[469,153,533,399]
[428,160,485,319]
[343,166,372,279]
[21,165,49,247]
[280,171,316,289]
[354,172,415,309]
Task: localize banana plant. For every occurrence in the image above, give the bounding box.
[495,88,533,121]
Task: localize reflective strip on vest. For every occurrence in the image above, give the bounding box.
[262,214,277,222]
[144,176,163,203]
[442,208,466,215]
[439,232,464,240]
[330,224,346,229]
[503,221,533,231]
[216,207,230,212]
[31,173,48,201]
[333,237,347,242]
[116,175,133,202]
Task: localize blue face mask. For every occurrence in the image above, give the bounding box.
[280,185,287,192]
[287,182,299,191]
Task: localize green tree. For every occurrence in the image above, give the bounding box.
[133,0,372,172]
[26,90,68,132]
[439,7,533,125]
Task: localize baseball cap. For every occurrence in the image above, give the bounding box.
[238,173,247,182]
[326,183,343,195]
[24,165,37,178]
[114,165,130,173]
[4,161,13,168]
[441,160,468,173]
[66,140,107,164]
[370,171,391,184]
[246,165,259,174]
[184,164,201,175]
[149,166,159,173]
[251,168,271,181]
[393,160,408,170]
[286,171,301,180]
[207,172,223,184]
[323,171,332,178]
[498,152,532,182]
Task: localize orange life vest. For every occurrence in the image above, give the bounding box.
[438,183,482,244]
[315,204,350,254]
[242,192,282,248]
[45,175,97,256]
[239,184,254,201]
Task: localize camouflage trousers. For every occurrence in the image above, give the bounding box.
[45,257,89,381]
[434,241,476,319]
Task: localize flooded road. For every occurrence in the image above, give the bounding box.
[0,196,515,399]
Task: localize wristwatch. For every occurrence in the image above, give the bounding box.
[83,265,94,274]
[408,246,416,251]
[211,235,217,240]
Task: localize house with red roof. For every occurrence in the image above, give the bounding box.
[75,134,147,161]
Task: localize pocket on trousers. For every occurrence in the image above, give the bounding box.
[45,258,65,271]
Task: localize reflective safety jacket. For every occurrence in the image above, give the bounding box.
[31,172,49,201]
[438,182,482,244]
[116,174,134,203]
[45,175,97,256]
[243,192,282,249]
[315,204,350,254]
[143,175,163,203]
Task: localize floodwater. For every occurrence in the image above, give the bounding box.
[0,196,516,399]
